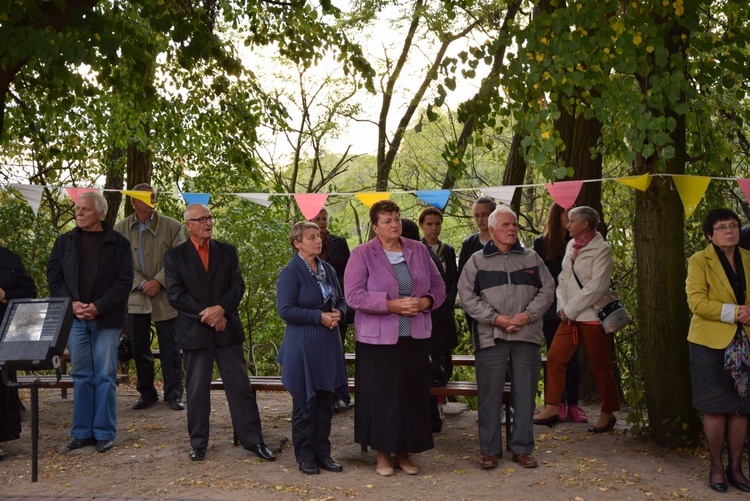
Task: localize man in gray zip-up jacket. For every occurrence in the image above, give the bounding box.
[458,206,554,471]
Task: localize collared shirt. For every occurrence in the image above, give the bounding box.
[135,213,154,287]
[190,237,209,271]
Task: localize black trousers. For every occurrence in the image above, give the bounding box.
[128,314,183,402]
[183,343,264,449]
[291,391,336,463]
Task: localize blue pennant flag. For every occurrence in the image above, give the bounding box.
[182,192,211,206]
[415,189,451,210]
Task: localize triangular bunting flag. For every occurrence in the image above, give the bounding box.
[672,175,711,219]
[182,193,211,206]
[235,193,273,207]
[616,174,652,192]
[11,184,44,216]
[545,181,583,209]
[482,186,517,205]
[737,179,750,205]
[356,192,391,208]
[415,190,451,210]
[122,190,156,207]
[65,187,98,204]
[294,193,329,220]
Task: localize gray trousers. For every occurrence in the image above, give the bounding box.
[476,340,541,456]
[183,343,263,449]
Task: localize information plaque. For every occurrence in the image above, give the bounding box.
[0,298,73,370]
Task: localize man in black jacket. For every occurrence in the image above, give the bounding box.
[47,191,133,453]
[164,203,274,463]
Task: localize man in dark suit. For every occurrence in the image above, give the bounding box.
[163,203,275,462]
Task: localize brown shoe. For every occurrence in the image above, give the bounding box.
[512,453,538,469]
[479,455,498,470]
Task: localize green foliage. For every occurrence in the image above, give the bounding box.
[0,189,58,297]
[213,200,291,376]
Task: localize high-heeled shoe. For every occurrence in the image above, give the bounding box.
[726,466,750,492]
[709,472,728,493]
[588,416,617,433]
[533,414,560,427]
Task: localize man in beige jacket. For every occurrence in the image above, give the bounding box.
[115,184,186,411]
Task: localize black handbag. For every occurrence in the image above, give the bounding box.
[117,331,133,362]
[429,354,450,387]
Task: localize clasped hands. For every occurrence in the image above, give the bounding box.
[737,305,750,325]
[140,279,162,298]
[321,309,343,330]
[494,312,531,333]
[387,296,430,317]
[200,305,226,332]
[72,301,99,320]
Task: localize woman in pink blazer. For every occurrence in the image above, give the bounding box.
[344,200,446,477]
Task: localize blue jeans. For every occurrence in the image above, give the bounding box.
[67,319,119,440]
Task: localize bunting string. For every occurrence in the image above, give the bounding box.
[0,173,743,220]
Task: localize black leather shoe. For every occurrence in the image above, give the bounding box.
[189,447,206,461]
[299,460,320,475]
[132,396,158,410]
[67,437,96,449]
[0,447,5,461]
[726,466,750,492]
[246,443,275,461]
[316,457,343,472]
[588,416,617,433]
[95,439,114,452]
[168,399,185,411]
[532,415,560,427]
[709,472,728,493]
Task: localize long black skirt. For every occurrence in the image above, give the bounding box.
[354,337,434,453]
[690,342,750,414]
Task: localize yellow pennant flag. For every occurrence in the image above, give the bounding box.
[122,190,156,207]
[356,192,391,208]
[672,175,711,219]
[615,174,652,192]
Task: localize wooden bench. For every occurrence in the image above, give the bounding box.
[16,373,130,388]
[210,372,513,451]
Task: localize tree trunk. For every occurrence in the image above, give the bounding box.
[124,136,153,218]
[503,132,527,213]
[632,12,701,446]
[634,158,700,445]
[103,147,125,227]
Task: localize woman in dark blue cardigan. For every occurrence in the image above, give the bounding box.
[276,221,349,475]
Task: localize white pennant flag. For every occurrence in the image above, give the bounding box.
[235,193,273,207]
[482,186,517,205]
[12,183,45,216]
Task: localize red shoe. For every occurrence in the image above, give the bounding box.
[567,405,588,423]
[557,403,567,421]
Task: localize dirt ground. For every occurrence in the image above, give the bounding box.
[0,383,728,500]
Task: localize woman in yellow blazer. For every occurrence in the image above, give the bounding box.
[687,208,750,494]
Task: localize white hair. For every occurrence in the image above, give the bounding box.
[488,205,516,230]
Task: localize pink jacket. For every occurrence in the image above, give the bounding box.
[344,236,446,345]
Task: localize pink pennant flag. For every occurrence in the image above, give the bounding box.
[545,181,583,209]
[294,193,329,220]
[737,179,750,204]
[65,187,98,204]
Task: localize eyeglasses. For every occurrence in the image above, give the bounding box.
[713,223,739,232]
[187,216,213,224]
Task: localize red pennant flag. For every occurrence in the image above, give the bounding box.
[294,193,329,220]
[65,187,98,204]
[545,181,583,209]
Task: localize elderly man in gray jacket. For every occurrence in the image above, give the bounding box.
[115,184,186,411]
[458,205,554,471]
